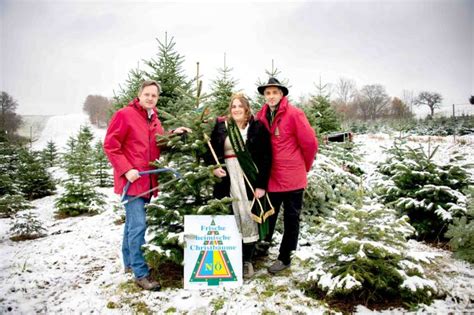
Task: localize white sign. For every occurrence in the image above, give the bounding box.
[184,215,242,289]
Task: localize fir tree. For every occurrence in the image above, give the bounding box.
[16,148,56,200]
[145,33,193,116]
[0,140,32,217]
[10,212,46,241]
[41,140,58,168]
[306,196,436,310]
[93,140,113,187]
[303,78,341,137]
[445,186,474,263]
[144,81,232,268]
[375,140,472,241]
[207,54,238,116]
[303,147,362,222]
[55,126,105,217]
[111,67,146,115]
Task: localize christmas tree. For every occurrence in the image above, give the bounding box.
[303,149,362,222]
[55,126,105,217]
[41,140,59,168]
[16,148,56,200]
[144,78,232,268]
[110,67,146,114]
[207,54,238,116]
[145,32,194,117]
[10,212,46,241]
[93,140,113,187]
[0,140,32,217]
[306,195,436,310]
[303,78,341,137]
[375,140,472,241]
[445,186,474,263]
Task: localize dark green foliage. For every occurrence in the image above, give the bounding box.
[0,140,32,217]
[446,187,474,263]
[376,140,472,241]
[41,140,58,168]
[207,59,238,116]
[55,126,105,217]
[93,140,113,187]
[304,95,341,137]
[111,67,146,115]
[306,198,436,309]
[10,212,46,241]
[144,34,194,117]
[16,148,55,200]
[303,144,362,221]
[0,195,33,218]
[145,95,232,266]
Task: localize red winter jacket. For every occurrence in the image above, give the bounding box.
[103,98,164,197]
[256,96,318,192]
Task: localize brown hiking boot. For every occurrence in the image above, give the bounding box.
[135,275,161,291]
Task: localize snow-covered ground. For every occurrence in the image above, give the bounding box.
[1,129,473,314]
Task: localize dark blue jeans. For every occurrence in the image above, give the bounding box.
[265,189,304,265]
[122,195,150,279]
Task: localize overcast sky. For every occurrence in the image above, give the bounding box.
[1,0,472,115]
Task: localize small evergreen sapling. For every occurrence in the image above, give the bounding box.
[304,150,362,221]
[306,196,437,309]
[55,126,105,217]
[41,140,58,168]
[445,186,474,263]
[93,140,113,187]
[10,212,46,241]
[375,140,472,241]
[16,148,56,200]
[0,141,32,217]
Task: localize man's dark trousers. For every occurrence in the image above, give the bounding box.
[264,189,304,265]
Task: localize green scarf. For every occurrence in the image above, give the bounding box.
[226,119,274,239]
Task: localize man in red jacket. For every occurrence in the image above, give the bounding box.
[104,80,189,290]
[255,77,318,274]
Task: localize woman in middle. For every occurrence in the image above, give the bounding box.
[207,93,273,279]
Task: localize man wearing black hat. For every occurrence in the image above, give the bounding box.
[255,77,318,274]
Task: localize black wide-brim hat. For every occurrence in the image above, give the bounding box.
[257,77,289,96]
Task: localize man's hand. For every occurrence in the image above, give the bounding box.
[173,127,192,134]
[125,169,140,182]
[255,188,266,199]
[213,167,227,178]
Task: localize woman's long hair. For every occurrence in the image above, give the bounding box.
[227,92,252,125]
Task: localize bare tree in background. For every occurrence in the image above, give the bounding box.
[357,84,390,120]
[415,91,443,117]
[334,77,356,104]
[402,90,415,113]
[83,95,113,127]
[0,91,23,139]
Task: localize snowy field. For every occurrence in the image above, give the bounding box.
[1,118,473,314]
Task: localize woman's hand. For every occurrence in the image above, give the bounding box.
[213,167,227,178]
[173,127,192,134]
[255,188,266,199]
[125,169,140,183]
